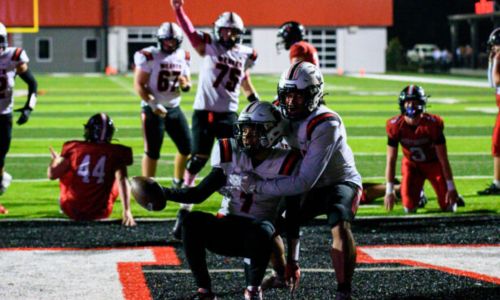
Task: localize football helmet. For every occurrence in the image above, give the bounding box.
[234,101,285,154]
[277,61,324,120]
[214,12,245,48]
[276,21,305,52]
[157,22,183,53]
[398,85,428,118]
[84,113,115,143]
[0,22,7,49]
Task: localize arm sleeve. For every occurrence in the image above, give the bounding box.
[18,69,38,109]
[255,123,338,196]
[433,117,446,145]
[174,7,204,48]
[168,167,226,204]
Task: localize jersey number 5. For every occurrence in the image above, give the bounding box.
[77,155,107,184]
[213,63,241,92]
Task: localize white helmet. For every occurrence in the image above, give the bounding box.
[214,12,245,48]
[234,101,285,154]
[157,22,183,53]
[277,61,324,119]
[0,22,7,49]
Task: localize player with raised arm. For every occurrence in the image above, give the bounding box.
[478,28,500,195]
[134,22,192,190]
[0,22,38,213]
[384,85,464,213]
[276,21,319,66]
[132,101,298,300]
[170,0,259,239]
[47,113,136,226]
[232,62,362,300]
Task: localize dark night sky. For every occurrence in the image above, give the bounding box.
[388,0,495,50]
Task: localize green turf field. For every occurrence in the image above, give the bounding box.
[1,73,499,219]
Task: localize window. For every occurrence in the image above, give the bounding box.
[36,38,52,62]
[305,29,337,69]
[84,38,99,61]
[241,29,252,47]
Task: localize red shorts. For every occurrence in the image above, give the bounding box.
[401,158,448,211]
[60,180,119,221]
[492,110,500,156]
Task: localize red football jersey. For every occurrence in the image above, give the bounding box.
[59,141,133,220]
[386,113,445,163]
[289,41,319,66]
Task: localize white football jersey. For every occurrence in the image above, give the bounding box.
[194,33,257,112]
[134,46,191,108]
[256,105,362,196]
[0,47,29,114]
[211,138,301,221]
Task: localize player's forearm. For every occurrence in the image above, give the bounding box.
[174,6,203,48]
[385,146,398,183]
[117,177,132,211]
[18,69,38,110]
[167,168,226,204]
[493,55,500,86]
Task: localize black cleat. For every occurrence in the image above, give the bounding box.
[477,184,500,195]
[418,192,428,208]
[456,195,465,207]
[172,208,190,240]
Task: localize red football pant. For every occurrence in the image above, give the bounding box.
[492,110,500,157]
[401,158,448,211]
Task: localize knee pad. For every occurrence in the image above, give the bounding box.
[256,220,276,240]
[186,156,208,174]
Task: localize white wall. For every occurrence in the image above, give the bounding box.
[336,27,387,74]
[110,26,387,74]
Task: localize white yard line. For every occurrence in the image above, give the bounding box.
[143,266,423,274]
[6,152,490,158]
[12,175,490,183]
[348,73,489,88]
[106,76,136,95]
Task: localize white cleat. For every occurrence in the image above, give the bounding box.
[0,172,12,195]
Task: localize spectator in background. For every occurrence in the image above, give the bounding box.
[464,45,473,68]
[432,46,441,72]
[478,28,500,195]
[47,113,136,226]
[133,22,192,190]
[170,0,260,240]
[385,85,464,213]
[0,22,38,214]
[276,21,319,66]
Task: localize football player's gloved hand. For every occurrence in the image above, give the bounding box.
[14,107,32,125]
[285,260,301,292]
[228,171,256,194]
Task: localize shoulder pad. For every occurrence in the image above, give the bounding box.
[279,150,301,175]
[306,112,337,140]
[139,50,154,61]
[11,48,23,61]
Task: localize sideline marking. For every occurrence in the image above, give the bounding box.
[0,246,180,300]
[358,244,500,284]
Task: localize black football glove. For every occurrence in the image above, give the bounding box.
[14,107,32,125]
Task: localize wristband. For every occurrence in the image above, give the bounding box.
[247,93,259,102]
[385,182,394,195]
[446,180,455,191]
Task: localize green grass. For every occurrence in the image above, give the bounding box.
[1,73,499,220]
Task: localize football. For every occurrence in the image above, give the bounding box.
[130,176,167,211]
